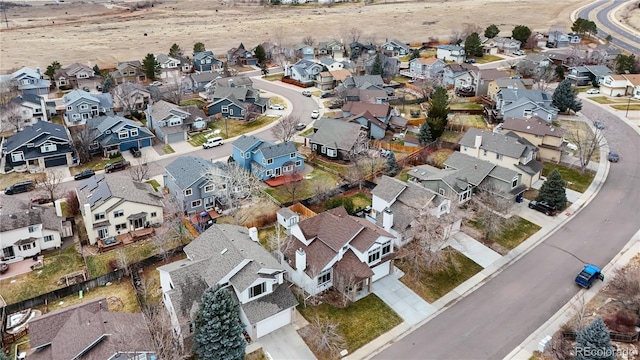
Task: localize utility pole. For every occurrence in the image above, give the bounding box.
[1,0,9,29]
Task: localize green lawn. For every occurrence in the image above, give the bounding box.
[188,115,278,146]
[491,216,541,250]
[263,168,340,203]
[36,279,140,313]
[262,73,284,81]
[145,179,161,191]
[611,103,640,111]
[449,114,488,128]
[440,130,463,143]
[85,241,158,278]
[71,155,124,174]
[297,294,402,356]
[0,246,85,305]
[542,162,595,193]
[449,102,483,111]
[474,54,503,64]
[162,145,175,154]
[179,99,205,107]
[311,157,349,175]
[396,249,483,302]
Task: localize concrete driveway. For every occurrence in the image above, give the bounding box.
[258,324,316,360]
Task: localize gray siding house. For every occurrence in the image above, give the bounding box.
[62,90,114,126]
[146,100,207,144]
[496,89,558,121]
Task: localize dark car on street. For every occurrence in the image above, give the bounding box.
[320,91,333,98]
[593,120,605,130]
[575,264,604,288]
[328,101,343,109]
[130,147,142,158]
[105,161,130,173]
[608,151,619,163]
[4,181,35,195]
[74,169,95,181]
[30,195,53,205]
[528,200,558,216]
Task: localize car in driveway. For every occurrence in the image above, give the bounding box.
[150,81,163,87]
[295,123,306,131]
[575,264,604,288]
[593,120,605,129]
[269,104,284,110]
[464,58,476,63]
[328,101,343,109]
[320,91,333,98]
[74,169,95,181]
[30,195,53,205]
[129,146,141,158]
[302,90,312,97]
[105,161,130,173]
[528,200,558,216]
[311,110,320,119]
[586,88,600,94]
[608,151,619,162]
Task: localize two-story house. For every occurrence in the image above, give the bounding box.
[231,135,304,181]
[187,72,221,93]
[86,115,154,156]
[282,206,395,301]
[516,54,554,76]
[193,51,224,72]
[294,43,315,60]
[146,100,207,144]
[344,89,389,104]
[547,31,581,48]
[364,53,400,79]
[369,175,452,247]
[381,39,411,57]
[155,54,182,80]
[11,67,50,96]
[496,89,558,122]
[483,37,521,54]
[307,118,366,160]
[0,200,70,261]
[402,57,445,80]
[436,45,466,64]
[226,43,257,66]
[206,86,269,119]
[458,128,543,188]
[566,65,613,86]
[443,63,479,94]
[53,62,99,90]
[500,116,566,162]
[164,156,232,215]
[475,69,510,97]
[76,175,164,244]
[1,94,48,131]
[317,39,345,59]
[341,74,386,91]
[349,42,377,60]
[2,121,74,170]
[487,78,527,102]
[341,102,391,139]
[110,61,146,84]
[62,90,114,126]
[599,74,640,98]
[158,224,298,344]
[112,82,151,113]
[285,59,324,85]
[318,57,346,72]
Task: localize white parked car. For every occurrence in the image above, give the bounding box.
[270,104,284,110]
[203,137,224,148]
[150,81,163,87]
[311,110,320,119]
[586,88,600,94]
[566,143,578,151]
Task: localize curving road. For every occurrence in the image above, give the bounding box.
[577,0,640,54]
[374,101,640,359]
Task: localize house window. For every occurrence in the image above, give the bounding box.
[244,152,250,159]
[320,146,326,154]
[267,158,273,165]
[44,235,54,242]
[191,199,202,208]
[221,106,228,112]
[312,144,317,151]
[21,244,32,251]
[115,223,127,231]
[483,150,487,157]
[525,151,533,163]
[118,131,128,139]
[130,129,138,137]
[204,184,214,193]
[381,241,392,256]
[72,114,80,120]
[114,210,124,218]
[249,282,266,298]
[266,170,272,176]
[79,104,89,110]
[283,165,293,172]
[523,109,533,117]
[439,188,446,195]
[151,212,157,217]
[327,148,337,157]
[11,152,24,162]
[94,212,106,221]
[496,153,503,160]
[290,153,296,159]
[368,248,381,264]
[184,188,192,196]
[512,176,518,188]
[66,106,72,111]
[317,269,331,286]
[295,160,302,167]
[28,225,38,233]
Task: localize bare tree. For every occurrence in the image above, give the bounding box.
[208,162,262,225]
[266,225,295,263]
[243,103,260,122]
[309,176,334,204]
[141,301,187,359]
[163,76,187,105]
[129,153,152,181]
[470,185,517,242]
[71,126,94,164]
[271,114,299,142]
[302,36,315,46]
[0,75,19,106]
[347,27,362,43]
[2,102,25,133]
[115,247,130,276]
[111,82,145,116]
[151,220,180,263]
[564,124,606,173]
[607,266,640,311]
[37,169,64,201]
[302,315,345,358]
[282,171,304,203]
[531,66,556,92]
[461,23,482,40]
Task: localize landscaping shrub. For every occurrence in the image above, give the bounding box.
[602,311,638,333]
[324,197,355,215]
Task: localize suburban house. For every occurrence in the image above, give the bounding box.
[110,61,146,84]
[86,115,154,156]
[0,200,71,262]
[164,156,233,215]
[364,54,400,79]
[408,151,526,202]
[282,206,395,301]
[317,39,345,59]
[516,54,553,75]
[11,67,50,96]
[318,56,346,71]
[231,135,304,181]
[402,57,445,80]
[111,82,151,112]
[294,43,316,60]
[1,94,48,131]
[155,53,182,80]
[307,118,365,160]
[482,36,521,54]
[285,59,324,85]
[349,42,377,60]
[28,297,155,360]
[1,121,74,170]
[443,63,479,94]
[475,69,510,97]
[341,74,386,91]
[436,44,466,64]
[589,45,622,64]
[547,31,581,48]
[76,175,164,244]
[458,128,543,188]
[193,51,224,72]
[344,88,389,104]
[187,72,221,93]
[495,89,558,121]
[487,78,527,102]
[341,101,391,139]
[369,175,452,246]
[566,65,613,86]
[599,74,640,98]
[315,71,335,91]
[53,62,99,89]
[206,86,269,119]
[381,39,411,57]
[157,224,298,344]
[227,43,257,66]
[62,90,114,126]
[146,100,207,144]
[500,116,566,162]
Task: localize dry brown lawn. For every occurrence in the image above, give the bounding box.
[0,0,586,72]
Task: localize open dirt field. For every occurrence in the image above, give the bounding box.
[0,0,585,72]
[622,4,640,33]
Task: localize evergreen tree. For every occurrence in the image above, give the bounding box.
[371,54,383,76]
[464,32,483,57]
[169,43,183,58]
[484,24,500,38]
[254,44,267,64]
[418,121,433,145]
[410,48,421,61]
[552,79,582,114]
[142,53,161,81]
[385,151,400,177]
[555,65,565,80]
[193,285,246,360]
[427,87,450,139]
[0,352,9,360]
[571,18,597,37]
[613,54,638,74]
[511,25,532,45]
[93,64,101,77]
[193,42,206,54]
[535,169,567,209]
[575,317,615,360]
[44,61,61,81]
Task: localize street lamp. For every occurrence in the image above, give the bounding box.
[625,96,631,118]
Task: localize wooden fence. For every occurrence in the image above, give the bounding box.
[2,328,27,346]
[372,140,419,153]
[288,202,317,219]
[562,330,639,343]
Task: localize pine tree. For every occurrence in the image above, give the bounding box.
[169,43,183,58]
[418,121,433,145]
[427,87,450,139]
[193,42,206,54]
[575,317,615,360]
[44,61,61,81]
[484,24,500,38]
[464,32,483,57]
[193,285,246,360]
[254,44,267,65]
[410,49,421,61]
[535,169,567,209]
[512,25,532,45]
[142,53,161,81]
[555,65,565,80]
[385,152,400,177]
[552,79,582,114]
[371,54,383,76]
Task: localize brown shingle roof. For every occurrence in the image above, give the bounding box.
[501,116,564,137]
[342,102,390,119]
[334,249,374,280]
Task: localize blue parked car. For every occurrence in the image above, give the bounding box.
[575,264,604,288]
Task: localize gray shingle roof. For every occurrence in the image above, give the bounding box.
[241,281,298,324]
[87,115,154,146]
[2,121,70,153]
[258,141,298,160]
[232,134,265,152]
[371,175,407,203]
[76,175,163,210]
[62,89,99,105]
[0,200,61,232]
[459,128,527,159]
[443,151,496,186]
[165,156,226,190]
[307,118,363,150]
[148,100,189,122]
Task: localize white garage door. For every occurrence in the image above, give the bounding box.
[256,309,292,338]
[371,260,391,282]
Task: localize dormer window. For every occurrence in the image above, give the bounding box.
[290,153,296,159]
[118,131,128,139]
[41,144,57,153]
[130,129,138,137]
[249,282,266,298]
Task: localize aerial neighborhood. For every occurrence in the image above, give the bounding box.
[1,12,640,360]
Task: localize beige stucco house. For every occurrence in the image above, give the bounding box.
[500,116,566,163]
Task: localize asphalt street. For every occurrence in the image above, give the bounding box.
[374,101,640,359]
[577,0,640,54]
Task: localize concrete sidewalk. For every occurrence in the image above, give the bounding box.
[447,232,502,268]
[372,268,437,326]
